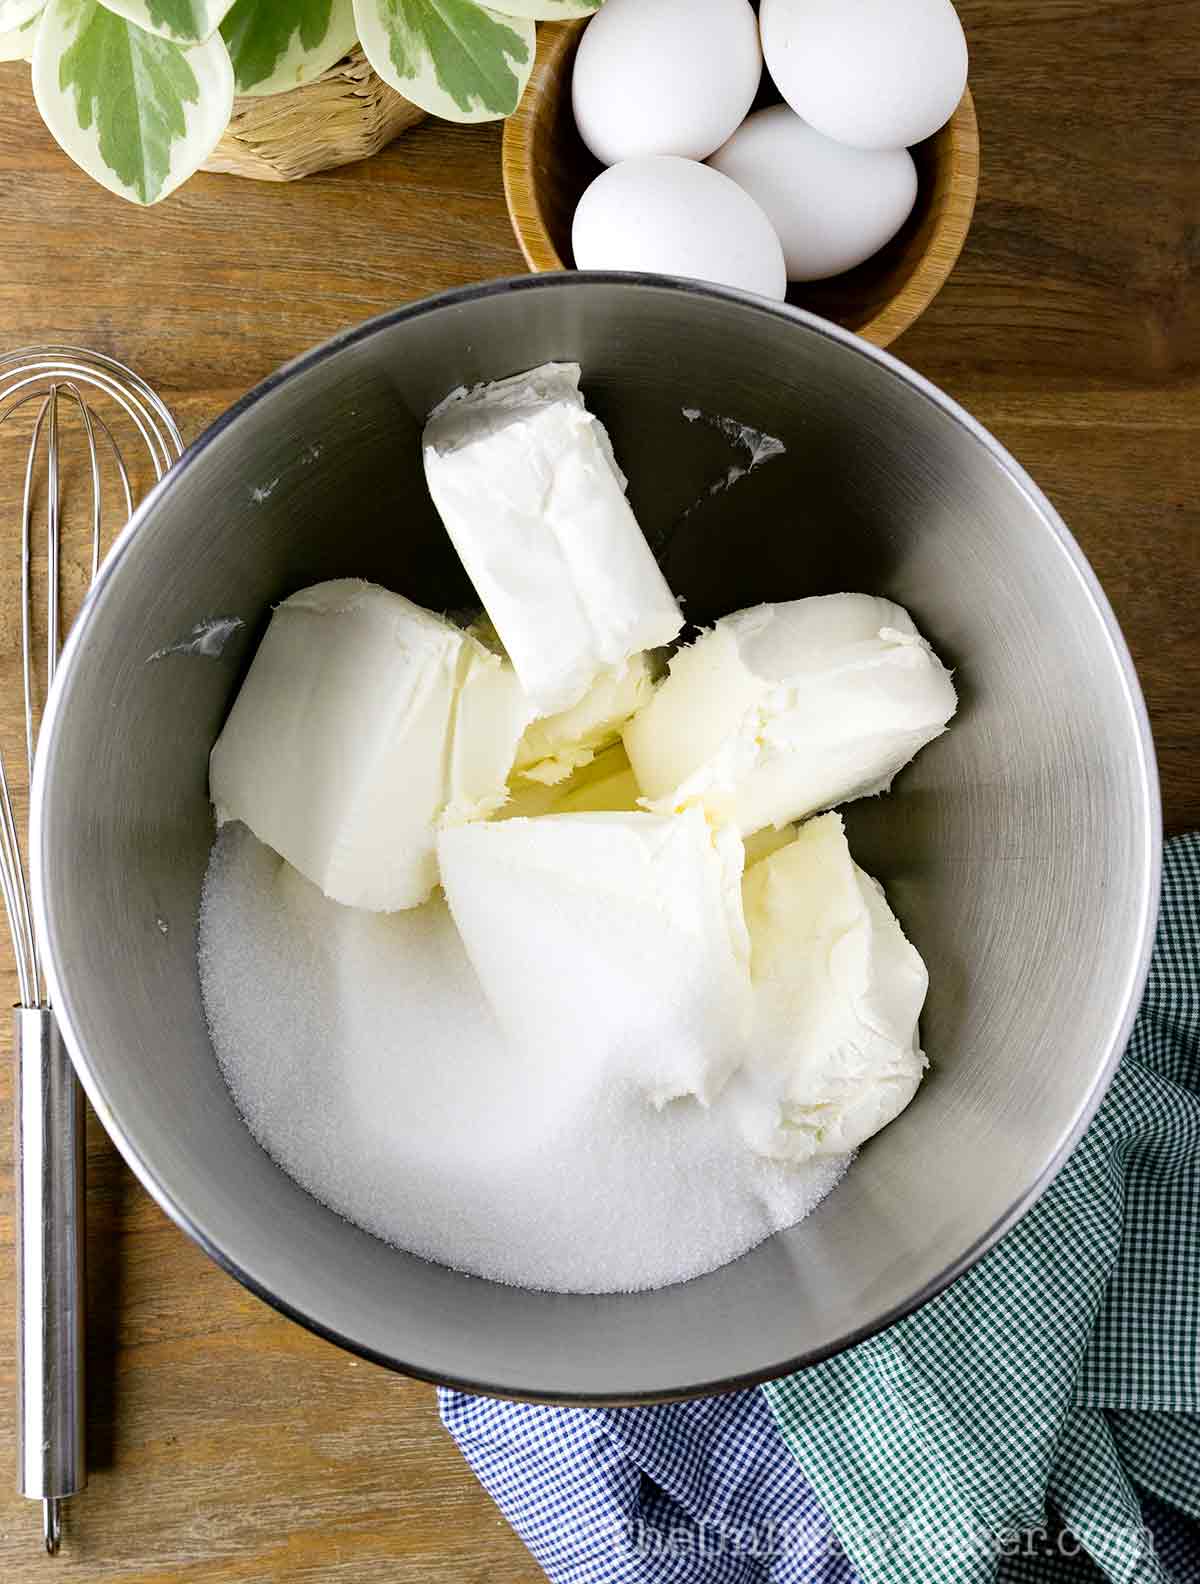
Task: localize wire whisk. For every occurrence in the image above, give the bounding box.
[0,346,182,1554]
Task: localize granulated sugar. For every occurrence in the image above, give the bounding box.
[198,821,849,1293]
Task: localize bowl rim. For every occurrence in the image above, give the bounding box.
[32,273,1161,1402]
[501,18,981,350]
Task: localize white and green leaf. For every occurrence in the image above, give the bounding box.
[0,0,43,29]
[483,0,600,18]
[93,0,235,46]
[353,0,534,122]
[32,0,233,203]
[220,0,357,96]
[0,5,41,57]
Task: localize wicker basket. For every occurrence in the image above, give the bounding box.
[202,47,426,182]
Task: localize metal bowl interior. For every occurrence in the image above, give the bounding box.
[32,275,1159,1402]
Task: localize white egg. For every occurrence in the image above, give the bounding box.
[572,157,787,301]
[572,0,762,167]
[709,106,917,281]
[760,0,968,151]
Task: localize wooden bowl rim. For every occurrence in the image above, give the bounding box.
[501,20,980,350]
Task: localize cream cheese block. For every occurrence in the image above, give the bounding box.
[624,592,956,835]
[209,579,529,912]
[438,807,752,1110]
[733,811,928,1161]
[423,363,683,715]
[513,651,659,786]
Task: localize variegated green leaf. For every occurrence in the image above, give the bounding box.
[354,0,533,121]
[0,0,44,29]
[220,0,357,96]
[485,0,599,17]
[220,0,356,95]
[0,6,41,57]
[95,0,234,46]
[32,0,233,202]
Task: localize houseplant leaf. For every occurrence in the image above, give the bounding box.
[95,0,235,46]
[0,6,41,56]
[32,0,233,202]
[484,0,599,17]
[353,0,533,122]
[0,0,44,28]
[220,0,358,96]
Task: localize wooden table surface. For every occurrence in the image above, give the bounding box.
[0,1,1197,1579]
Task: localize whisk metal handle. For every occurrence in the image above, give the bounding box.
[14,1007,86,1552]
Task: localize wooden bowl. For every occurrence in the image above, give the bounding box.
[502,21,979,349]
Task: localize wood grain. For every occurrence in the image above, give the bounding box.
[500,20,980,349]
[0,0,1198,1576]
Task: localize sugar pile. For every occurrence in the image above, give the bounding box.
[198,820,849,1294]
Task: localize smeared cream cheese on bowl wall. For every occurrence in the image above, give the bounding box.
[200,363,957,1295]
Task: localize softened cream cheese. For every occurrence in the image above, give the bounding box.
[209,579,529,912]
[733,811,928,1162]
[624,592,957,835]
[438,808,752,1110]
[423,363,683,715]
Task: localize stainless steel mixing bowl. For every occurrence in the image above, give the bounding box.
[31,276,1159,1401]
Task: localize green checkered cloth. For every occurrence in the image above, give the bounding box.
[765,832,1199,1584]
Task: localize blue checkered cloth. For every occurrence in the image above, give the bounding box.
[439,834,1200,1584]
[439,1387,856,1583]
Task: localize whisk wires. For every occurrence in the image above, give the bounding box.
[0,347,183,1009]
